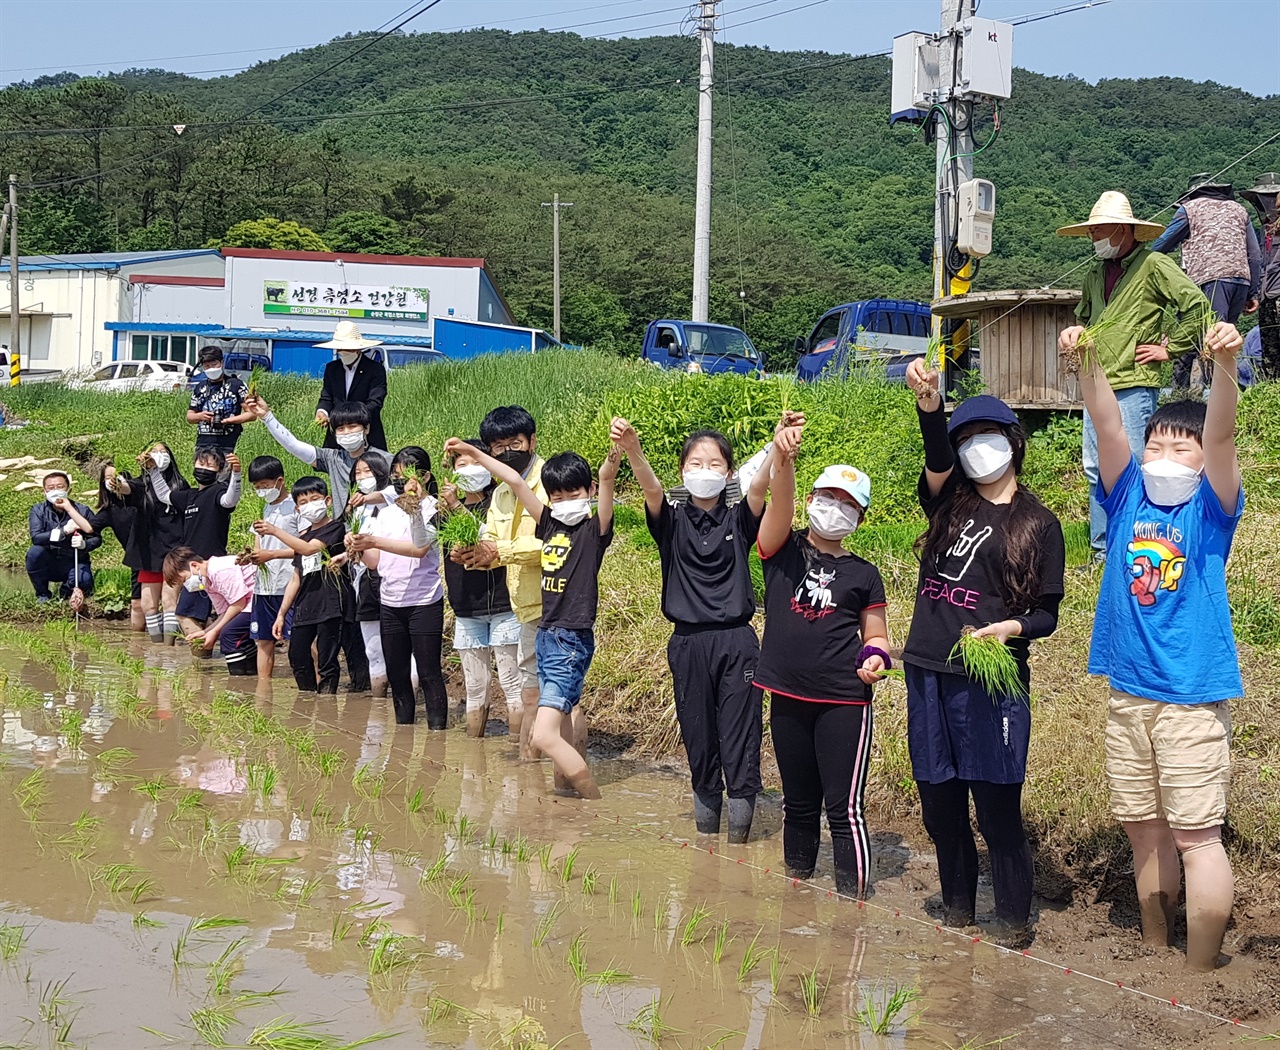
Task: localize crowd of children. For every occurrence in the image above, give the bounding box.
[28,313,1251,971]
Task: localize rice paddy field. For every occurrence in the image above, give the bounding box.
[0,353,1278,1047]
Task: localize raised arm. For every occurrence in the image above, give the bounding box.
[611,418,664,516]
[247,394,319,468]
[1075,349,1132,497]
[757,426,799,558]
[1201,322,1244,511]
[219,454,242,509]
[444,439,544,522]
[597,445,620,535]
[906,358,953,499]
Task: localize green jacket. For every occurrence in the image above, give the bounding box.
[1075,246,1211,391]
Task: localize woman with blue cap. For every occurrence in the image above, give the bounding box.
[903,358,1066,937]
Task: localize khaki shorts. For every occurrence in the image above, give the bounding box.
[1105,689,1231,830]
[517,619,540,691]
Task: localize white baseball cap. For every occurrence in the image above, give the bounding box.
[811,464,871,510]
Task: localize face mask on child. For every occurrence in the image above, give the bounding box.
[455,464,492,492]
[956,434,1013,484]
[336,430,367,452]
[193,467,219,486]
[183,573,205,593]
[1141,458,1202,506]
[549,498,592,526]
[808,496,861,540]
[298,501,329,523]
[357,476,379,494]
[203,366,224,381]
[255,485,279,501]
[150,450,171,472]
[683,468,728,499]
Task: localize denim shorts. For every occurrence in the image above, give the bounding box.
[536,626,595,714]
[453,610,521,650]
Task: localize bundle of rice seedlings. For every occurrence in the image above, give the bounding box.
[395,466,423,516]
[437,507,481,551]
[1060,313,1122,374]
[948,626,1025,699]
[923,332,946,374]
[247,365,267,398]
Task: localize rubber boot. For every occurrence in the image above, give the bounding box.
[693,791,723,834]
[466,704,489,738]
[727,795,756,844]
[370,675,389,699]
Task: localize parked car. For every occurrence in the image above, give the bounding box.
[794,299,932,382]
[188,352,271,389]
[0,348,63,385]
[377,345,447,369]
[641,321,763,375]
[70,360,192,393]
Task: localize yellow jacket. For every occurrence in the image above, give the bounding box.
[483,456,547,624]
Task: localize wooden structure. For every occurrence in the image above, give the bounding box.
[932,289,1082,410]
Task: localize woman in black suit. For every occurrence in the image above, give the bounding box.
[315,321,389,451]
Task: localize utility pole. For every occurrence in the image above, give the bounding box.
[933,0,976,387]
[7,175,19,388]
[691,0,717,323]
[541,192,573,342]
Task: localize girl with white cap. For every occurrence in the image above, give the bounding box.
[903,358,1065,937]
[753,421,892,901]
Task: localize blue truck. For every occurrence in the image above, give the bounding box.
[794,299,933,382]
[641,320,763,375]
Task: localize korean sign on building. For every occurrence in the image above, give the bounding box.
[262,281,430,321]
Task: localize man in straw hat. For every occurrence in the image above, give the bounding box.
[1057,190,1213,554]
[1150,174,1262,389]
[314,321,389,453]
[1240,173,1280,380]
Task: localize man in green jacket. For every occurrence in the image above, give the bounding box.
[1057,191,1213,553]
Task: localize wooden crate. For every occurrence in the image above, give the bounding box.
[932,289,1083,410]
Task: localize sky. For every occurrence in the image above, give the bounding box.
[1,0,1277,97]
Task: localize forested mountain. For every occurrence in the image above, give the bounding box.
[2,28,1275,359]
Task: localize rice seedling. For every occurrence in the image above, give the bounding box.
[247,762,280,800]
[495,909,504,936]
[446,874,471,907]
[57,706,85,749]
[432,806,452,827]
[133,912,165,930]
[769,950,788,997]
[437,507,482,552]
[537,843,554,871]
[631,889,644,921]
[580,867,598,895]
[171,789,206,820]
[513,837,532,863]
[736,930,768,983]
[331,912,356,943]
[484,828,499,850]
[0,922,29,959]
[406,786,426,814]
[316,749,344,777]
[190,1005,236,1047]
[37,975,79,1034]
[352,765,387,800]
[191,916,250,933]
[623,996,681,1044]
[456,814,473,840]
[367,928,416,977]
[608,877,619,905]
[135,776,171,802]
[588,966,633,991]
[247,364,267,399]
[532,902,563,948]
[424,997,484,1026]
[14,769,48,813]
[245,1016,396,1049]
[420,851,450,884]
[1060,313,1123,374]
[207,937,248,996]
[130,877,161,904]
[923,331,946,374]
[876,667,906,682]
[560,847,580,883]
[96,862,143,893]
[799,963,830,1018]
[949,627,1025,699]
[851,980,922,1035]
[680,902,712,947]
[712,920,732,964]
[566,932,588,982]
[652,898,667,934]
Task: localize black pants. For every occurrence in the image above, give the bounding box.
[668,624,762,799]
[341,619,370,691]
[289,618,343,693]
[1259,297,1280,381]
[770,694,874,898]
[916,778,1033,927]
[380,600,447,726]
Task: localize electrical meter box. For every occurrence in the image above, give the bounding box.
[957,178,996,257]
[890,32,939,123]
[958,17,1014,100]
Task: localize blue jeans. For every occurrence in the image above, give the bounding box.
[536,626,595,714]
[1082,385,1157,552]
[26,546,93,600]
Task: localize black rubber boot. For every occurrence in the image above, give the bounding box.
[693,791,723,834]
[727,795,756,844]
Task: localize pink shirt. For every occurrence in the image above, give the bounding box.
[205,555,255,616]
[370,500,442,608]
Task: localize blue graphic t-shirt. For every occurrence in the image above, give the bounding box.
[1089,457,1243,704]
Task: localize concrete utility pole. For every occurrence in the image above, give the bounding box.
[7,174,19,387]
[691,0,717,323]
[541,193,573,342]
[932,0,976,385]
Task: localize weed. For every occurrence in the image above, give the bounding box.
[623,996,682,1044]
[799,963,830,1018]
[0,922,29,959]
[852,980,923,1035]
[712,920,731,964]
[532,902,563,948]
[950,627,1025,699]
[680,902,712,947]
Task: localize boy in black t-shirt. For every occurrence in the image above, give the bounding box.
[172,449,242,642]
[254,477,356,694]
[445,437,618,799]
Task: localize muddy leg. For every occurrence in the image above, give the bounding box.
[1123,819,1180,947]
[1172,826,1232,972]
[531,707,600,800]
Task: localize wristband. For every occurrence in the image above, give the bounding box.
[857,645,892,670]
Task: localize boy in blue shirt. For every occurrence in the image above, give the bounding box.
[1069,317,1245,971]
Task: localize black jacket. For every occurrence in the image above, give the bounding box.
[317,356,388,451]
[29,500,103,555]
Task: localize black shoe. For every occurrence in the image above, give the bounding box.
[727,795,756,844]
[693,791,723,834]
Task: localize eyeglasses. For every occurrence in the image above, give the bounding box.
[489,439,528,455]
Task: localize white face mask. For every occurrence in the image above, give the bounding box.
[549,498,592,526]
[338,351,360,367]
[1141,457,1202,506]
[808,495,861,540]
[455,464,492,493]
[335,429,366,452]
[203,366,224,381]
[683,467,728,500]
[150,450,171,472]
[357,476,379,494]
[183,573,205,593]
[298,501,329,523]
[254,486,279,501]
[45,489,69,505]
[957,433,1013,484]
[1092,233,1125,260]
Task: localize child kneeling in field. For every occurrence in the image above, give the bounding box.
[445,437,618,799]
[1068,317,1245,971]
[162,546,257,676]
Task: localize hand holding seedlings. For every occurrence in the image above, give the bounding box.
[775,424,803,462]
[970,619,1023,645]
[225,453,240,475]
[857,651,887,685]
[251,520,281,538]
[905,357,940,407]
[184,628,216,651]
[609,417,641,455]
[776,408,806,434]
[346,531,377,552]
[1203,320,1243,359]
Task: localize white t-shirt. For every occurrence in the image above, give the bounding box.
[258,495,301,596]
[371,497,443,608]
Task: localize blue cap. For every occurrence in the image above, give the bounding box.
[947,394,1019,435]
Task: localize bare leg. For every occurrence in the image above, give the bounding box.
[1123,819,1180,947]
[571,705,587,756]
[1172,825,1233,972]
[129,599,145,632]
[494,643,523,738]
[531,707,600,800]
[519,686,541,761]
[460,648,492,738]
[257,639,276,679]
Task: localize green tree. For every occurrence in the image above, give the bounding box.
[18,191,112,254]
[562,284,630,350]
[323,211,420,255]
[207,217,330,252]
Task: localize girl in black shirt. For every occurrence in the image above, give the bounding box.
[755,426,892,900]
[903,359,1065,935]
[90,465,142,631]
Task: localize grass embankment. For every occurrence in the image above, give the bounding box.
[0,351,1277,891]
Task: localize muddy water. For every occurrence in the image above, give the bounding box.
[0,625,1232,1049]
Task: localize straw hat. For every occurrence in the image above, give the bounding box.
[314,321,382,351]
[1241,172,1280,210]
[1056,191,1165,241]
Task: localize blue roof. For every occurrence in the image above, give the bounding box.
[1,250,221,273]
[103,324,435,348]
[104,322,221,333]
